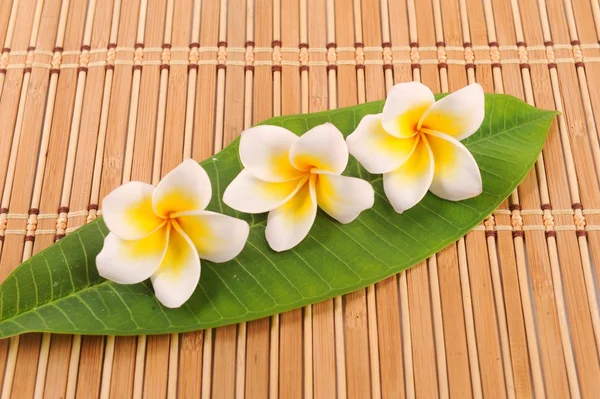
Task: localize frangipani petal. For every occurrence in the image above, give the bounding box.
[151,223,201,308]
[383,137,434,213]
[426,130,482,201]
[316,174,374,223]
[96,227,168,284]
[346,114,419,174]
[223,169,306,213]
[176,211,250,263]
[289,123,348,174]
[153,160,212,217]
[382,82,435,138]
[265,178,317,252]
[102,182,165,240]
[419,83,485,140]
[240,125,303,182]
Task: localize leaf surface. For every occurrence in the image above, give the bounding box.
[0,94,556,337]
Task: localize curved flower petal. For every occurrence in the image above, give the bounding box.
[102,181,165,240]
[347,114,419,174]
[265,178,317,252]
[315,174,374,223]
[240,125,303,182]
[153,160,212,217]
[419,83,485,141]
[383,136,434,213]
[382,82,435,138]
[223,169,307,213]
[151,223,201,308]
[426,130,482,201]
[289,123,348,174]
[176,211,250,263]
[96,226,168,284]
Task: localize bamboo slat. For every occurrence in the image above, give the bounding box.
[1,0,600,397]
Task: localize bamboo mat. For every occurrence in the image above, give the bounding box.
[0,0,599,397]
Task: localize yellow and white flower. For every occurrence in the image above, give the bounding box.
[224,123,374,252]
[96,160,250,308]
[347,82,484,213]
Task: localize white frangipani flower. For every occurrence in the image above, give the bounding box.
[347,82,484,213]
[96,160,250,308]
[224,123,374,252]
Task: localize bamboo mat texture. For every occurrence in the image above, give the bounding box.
[0,0,600,397]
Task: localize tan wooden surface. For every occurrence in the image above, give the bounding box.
[0,0,600,397]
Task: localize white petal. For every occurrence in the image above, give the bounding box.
[315,174,374,223]
[289,123,348,175]
[223,169,307,213]
[239,125,303,182]
[175,211,250,263]
[347,114,420,174]
[383,136,434,213]
[382,82,435,138]
[265,178,317,252]
[419,83,485,141]
[102,181,165,240]
[426,130,482,201]
[152,160,212,217]
[151,223,201,308]
[96,226,168,284]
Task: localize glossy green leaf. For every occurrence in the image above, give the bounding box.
[0,94,556,337]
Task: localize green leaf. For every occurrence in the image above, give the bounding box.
[0,94,556,337]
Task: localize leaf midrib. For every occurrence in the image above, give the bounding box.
[0,95,556,335]
[1,104,554,326]
[462,111,556,146]
[3,117,546,329]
